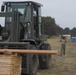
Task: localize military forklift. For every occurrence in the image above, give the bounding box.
[0,1,52,75]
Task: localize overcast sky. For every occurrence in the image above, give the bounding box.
[0,0,76,29]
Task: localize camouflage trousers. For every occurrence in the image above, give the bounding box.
[61,44,66,56]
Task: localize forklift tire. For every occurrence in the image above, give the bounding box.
[29,45,39,75]
[39,43,51,69]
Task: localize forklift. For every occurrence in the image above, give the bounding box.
[0,1,52,75]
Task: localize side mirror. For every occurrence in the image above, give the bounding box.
[1,5,5,12]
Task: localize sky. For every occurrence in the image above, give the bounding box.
[0,0,76,29]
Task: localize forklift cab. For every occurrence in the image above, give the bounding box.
[1,1,43,41]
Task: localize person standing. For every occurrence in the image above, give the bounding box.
[60,36,66,56]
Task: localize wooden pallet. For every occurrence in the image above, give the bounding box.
[0,55,22,75]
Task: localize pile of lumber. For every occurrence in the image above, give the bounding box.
[0,55,22,75]
[0,49,57,75]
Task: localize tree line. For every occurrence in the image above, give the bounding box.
[41,16,63,37]
[62,27,76,37]
[41,16,76,37]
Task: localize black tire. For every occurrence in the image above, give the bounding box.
[29,45,39,75]
[39,43,51,69]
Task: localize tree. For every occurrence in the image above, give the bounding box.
[70,27,76,37]
[41,16,63,37]
[63,27,70,34]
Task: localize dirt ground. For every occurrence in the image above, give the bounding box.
[38,37,76,75]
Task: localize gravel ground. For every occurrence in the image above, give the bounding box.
[37,37,76,75]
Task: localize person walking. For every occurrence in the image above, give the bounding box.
[60,36,66,56]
